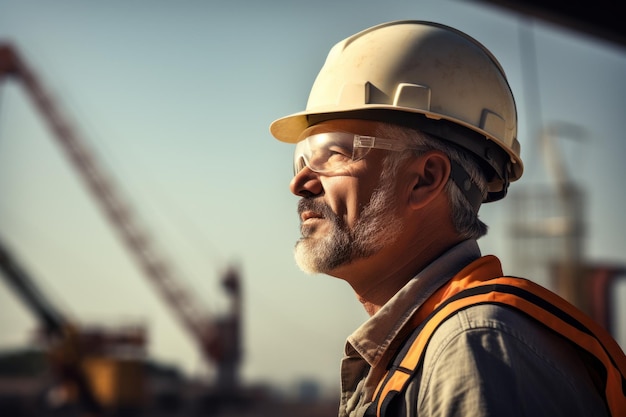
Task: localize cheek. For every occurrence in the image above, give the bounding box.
[321,177,363,228]
[350,179,385,226]
[322,157,389,227]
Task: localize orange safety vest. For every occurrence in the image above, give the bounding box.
[367,258,626,417]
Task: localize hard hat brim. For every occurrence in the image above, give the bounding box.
[269,105,523,183]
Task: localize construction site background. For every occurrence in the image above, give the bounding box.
[1,2,624,417]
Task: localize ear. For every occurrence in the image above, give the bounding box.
[408,151,451,210]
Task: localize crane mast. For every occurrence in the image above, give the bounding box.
[0,44,241,390]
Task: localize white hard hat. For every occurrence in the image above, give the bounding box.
[270,20,523,202]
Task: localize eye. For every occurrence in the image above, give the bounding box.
[326,145,352,161]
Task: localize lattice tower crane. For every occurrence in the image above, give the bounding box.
[0,43,242,391]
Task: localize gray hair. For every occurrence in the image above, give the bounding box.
[373,123,489,240]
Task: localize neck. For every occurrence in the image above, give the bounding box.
[335,224,463,316]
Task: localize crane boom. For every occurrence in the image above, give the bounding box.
[0,43,241,389]
[0,238,66,334]
[0,236,104,413]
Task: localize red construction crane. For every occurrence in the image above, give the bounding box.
[0,43,242,391]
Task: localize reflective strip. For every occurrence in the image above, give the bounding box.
[372,277,626,417]
[373,368,411,417]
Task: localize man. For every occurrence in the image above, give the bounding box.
[268,21,626,417]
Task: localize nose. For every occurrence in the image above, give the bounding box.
[290,166,323,198]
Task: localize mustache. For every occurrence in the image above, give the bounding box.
[297,198,336,220]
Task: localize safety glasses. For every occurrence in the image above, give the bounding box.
[293,131,412,175]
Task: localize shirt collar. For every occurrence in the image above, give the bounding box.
[345,239,482,368]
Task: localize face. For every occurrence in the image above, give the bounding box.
[290,120,407,275]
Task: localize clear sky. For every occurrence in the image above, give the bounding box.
[0,0,624,395]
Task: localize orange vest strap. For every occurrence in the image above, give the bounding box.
[370,277,626,417]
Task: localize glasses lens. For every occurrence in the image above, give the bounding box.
[294,132,357,174]
[293,141,308,175]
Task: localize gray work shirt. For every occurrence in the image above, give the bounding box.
[338,240,608,417]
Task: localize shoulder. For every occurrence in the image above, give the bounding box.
[425,304,584,378]
[415,304,608,416]
[429,303,565,359]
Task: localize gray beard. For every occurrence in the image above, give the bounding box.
[294,174,403,275]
